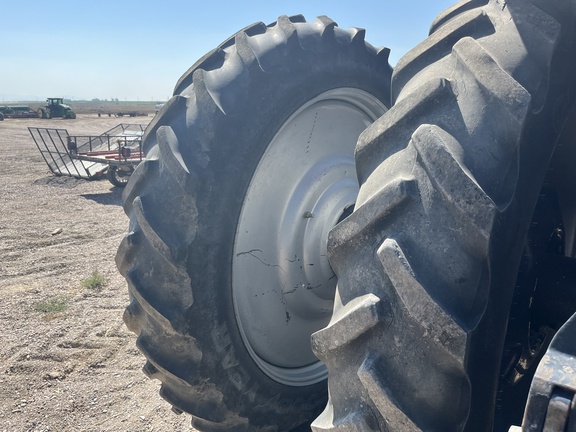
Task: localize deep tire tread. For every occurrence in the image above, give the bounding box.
[355,77,453,183]
[121,159,159,215]
[429,0,488,35]
[392,7,492,103]
[377,237,467,362]
[327,177,417,258]
[313,0,575,430]
[311,293,386,356]
[357,355,421,432]
[411,124,497,238]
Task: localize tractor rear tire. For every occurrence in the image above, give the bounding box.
[311,1,576,431]
[116,15,392,431]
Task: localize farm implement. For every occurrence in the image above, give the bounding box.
[28,123,146,187]
[0,105,37,119]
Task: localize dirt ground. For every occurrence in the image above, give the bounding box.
[0,115,197,431]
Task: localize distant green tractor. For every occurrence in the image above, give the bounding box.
[38,98,76,119]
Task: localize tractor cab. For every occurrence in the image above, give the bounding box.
[47,98,66,107]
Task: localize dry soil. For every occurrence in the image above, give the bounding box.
[0,115,197,431]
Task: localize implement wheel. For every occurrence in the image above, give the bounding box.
[107,165,133,187]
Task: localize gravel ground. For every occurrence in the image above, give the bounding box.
[0,115,196,431]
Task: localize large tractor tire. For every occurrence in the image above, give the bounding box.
[116,15,392,431]
[37,108,46,119]
[311,1,576,431]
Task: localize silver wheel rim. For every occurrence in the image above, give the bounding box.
[233,88,387,386]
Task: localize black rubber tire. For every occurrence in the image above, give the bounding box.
[311,1,576,431]
[116,15,392,432]
[107,165,132,187]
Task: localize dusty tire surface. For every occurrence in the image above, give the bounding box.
[117,15,392,432]
[311,1,576,431]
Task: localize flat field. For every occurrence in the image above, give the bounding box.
[0,114,196,431]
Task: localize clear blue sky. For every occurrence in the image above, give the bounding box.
[1,0,456,102]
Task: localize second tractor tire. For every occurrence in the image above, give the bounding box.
[311,1,576,431]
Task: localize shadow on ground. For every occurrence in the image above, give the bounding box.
[81,188,123,206]
[33,176,88,189]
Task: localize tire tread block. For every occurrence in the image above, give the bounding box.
[411,124,497,240]
[377,238,467,363]
[328,177,417,259]
[355,78,454,183]
[311,293,387,357]
[429,0,488,35]
[392,8,493,102]
[311,402,374,432]
[358,355,421,432]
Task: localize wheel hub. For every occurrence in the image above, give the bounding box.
[232,88,386,385]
